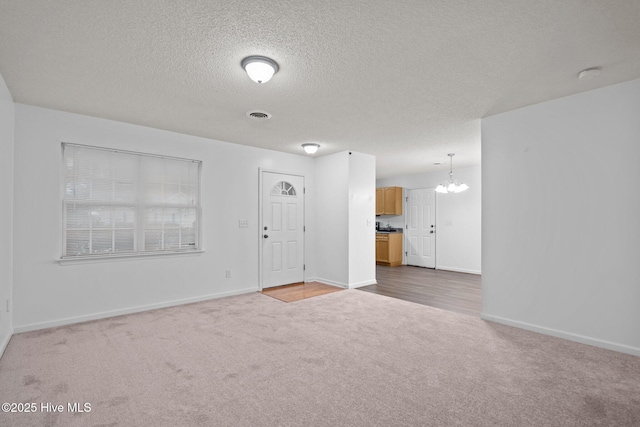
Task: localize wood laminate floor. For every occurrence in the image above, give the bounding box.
[262,282,344,303]
[359,265,482,316]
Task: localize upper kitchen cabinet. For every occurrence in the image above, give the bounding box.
[375,188,384,215]
[376,186,403,215]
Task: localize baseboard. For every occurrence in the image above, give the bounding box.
[348,279,377,289]
[0,328,13,359]
[306,277,348,289]
[481,313,640,357]
[307,277,376,289]
[14,287,258,333]
[436,266,481,275]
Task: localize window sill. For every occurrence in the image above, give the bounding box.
[58,250,205,265]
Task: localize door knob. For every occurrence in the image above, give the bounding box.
[263,234,269,239]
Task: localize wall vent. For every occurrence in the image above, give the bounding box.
[246,110,272,120]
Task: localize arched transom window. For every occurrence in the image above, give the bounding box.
[271,181,297,196]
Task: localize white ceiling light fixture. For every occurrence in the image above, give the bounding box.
[241,56,279,84]
[435,153,469,194]
[302,143,320,155]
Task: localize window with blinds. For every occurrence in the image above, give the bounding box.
[62,143,201,258]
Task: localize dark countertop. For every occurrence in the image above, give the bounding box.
[376,228,403,234]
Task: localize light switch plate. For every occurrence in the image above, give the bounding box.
[239,220,249,228]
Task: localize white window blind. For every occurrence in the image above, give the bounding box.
[62,143,201,258]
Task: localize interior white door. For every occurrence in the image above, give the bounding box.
[262,172,305,289]
[405,188,436,268]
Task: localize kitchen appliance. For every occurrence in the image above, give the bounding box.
[375,221,380,231]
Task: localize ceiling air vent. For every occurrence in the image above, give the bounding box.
[246,110,272,120]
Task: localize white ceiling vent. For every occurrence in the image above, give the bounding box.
[246,110,272,120]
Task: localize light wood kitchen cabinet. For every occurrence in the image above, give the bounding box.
[376,187,403,215]
[375,188,384,215]
[376,233,402,266]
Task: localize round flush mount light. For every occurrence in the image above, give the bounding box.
[578,67,601,80]
[241,56,279,84]
[302,143,320,155]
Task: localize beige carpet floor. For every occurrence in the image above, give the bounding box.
[0,290,639,426]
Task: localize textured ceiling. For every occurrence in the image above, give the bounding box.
[1,1,639,178]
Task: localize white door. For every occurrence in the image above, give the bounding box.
[405,188,435,268]
[261,172,305,289]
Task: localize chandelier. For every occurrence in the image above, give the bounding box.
[435,153,469,194]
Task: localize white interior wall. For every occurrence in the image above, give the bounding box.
[314,151,377,288]
[0,72,14,355]
[12,104,317,331]
[482,78,640,355]
[314,152,350,287]
[376,166,481,274]
[348,152,376,287]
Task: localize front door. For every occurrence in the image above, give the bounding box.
[261,172,305,289]
[405,188,436,268]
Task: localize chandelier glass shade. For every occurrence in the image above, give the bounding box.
[435,153,469,194]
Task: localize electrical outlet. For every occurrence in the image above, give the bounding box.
[238,220,249,228]
[225,270,231,278]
